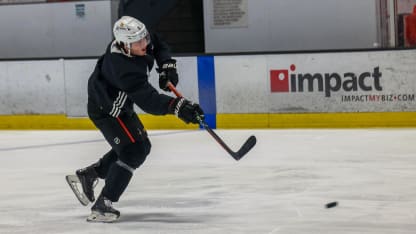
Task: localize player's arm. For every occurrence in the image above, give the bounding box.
[120,71,203,123]
[123,78,203,124]
[150,33,172,65]
[151,33,179,92]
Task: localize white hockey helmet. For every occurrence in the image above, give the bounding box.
[113,16,150,46]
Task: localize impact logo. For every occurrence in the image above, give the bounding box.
[270,65,383,97]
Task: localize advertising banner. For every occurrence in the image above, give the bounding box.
[215,50,416,113]
[267,50,416,113]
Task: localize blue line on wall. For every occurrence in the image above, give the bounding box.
[197,56,216,129]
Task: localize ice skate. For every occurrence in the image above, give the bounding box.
[65,165,98,206]
[87,195,120,223]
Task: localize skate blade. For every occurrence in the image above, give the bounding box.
[86,211,120,223]
[65,175,89,206]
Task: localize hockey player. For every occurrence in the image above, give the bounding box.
[66,16,204,222]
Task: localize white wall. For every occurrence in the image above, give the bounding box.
[0,50,415,116]
[0,60,65,114]
[0,57,199,116]
[0,1,112,58]
[64,59,96,117]
[204,0,379,53]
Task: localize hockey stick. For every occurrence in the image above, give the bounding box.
[168,83,256,160]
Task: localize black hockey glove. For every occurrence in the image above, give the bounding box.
[158,59,178,92]
[169,97,204,124]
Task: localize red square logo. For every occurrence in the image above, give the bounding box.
[270,70,289,92]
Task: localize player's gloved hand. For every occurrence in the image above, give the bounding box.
[158,59,178,92]
[169,97,204,124]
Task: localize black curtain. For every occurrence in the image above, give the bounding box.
[118,0,178,31]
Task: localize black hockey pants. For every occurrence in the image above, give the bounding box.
[88,101,151,202]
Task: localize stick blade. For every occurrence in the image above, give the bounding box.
[233,135,257,160]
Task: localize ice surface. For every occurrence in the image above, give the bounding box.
[0,129,416,234]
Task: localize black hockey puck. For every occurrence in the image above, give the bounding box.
[325,201,338,208]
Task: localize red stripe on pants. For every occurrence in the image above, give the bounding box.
[116,117,136,143]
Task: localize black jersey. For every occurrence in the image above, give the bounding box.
[88,34,174,117]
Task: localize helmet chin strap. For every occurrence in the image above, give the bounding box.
[127,43,131,56]
[120,42,132,57]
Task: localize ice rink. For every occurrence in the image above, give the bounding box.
[0,129,415,234]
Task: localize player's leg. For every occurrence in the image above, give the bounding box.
[87,112,151,222]
[66,149,118,206]
[94,149,118,179]
[88,140,150,222]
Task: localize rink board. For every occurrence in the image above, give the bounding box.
[0,112,415,129]
[0,49,415,129]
